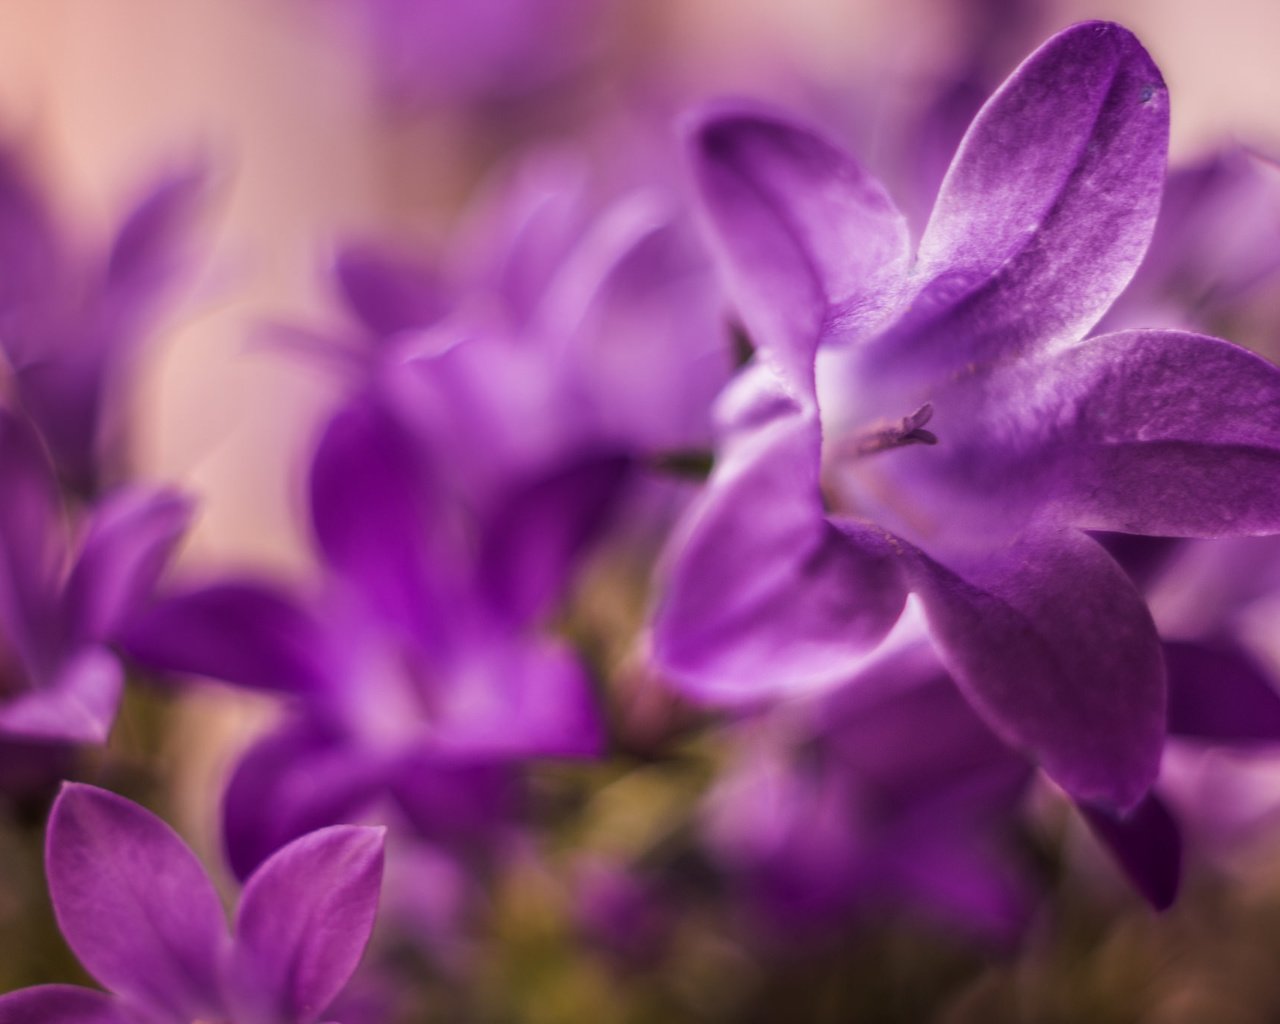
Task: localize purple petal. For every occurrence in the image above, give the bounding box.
[478,451,631,625]
[1036,330,1280,537]
[120,580,331,695]
[105,162,205,300]
[0,411,62,669]
[231,825,385,1024]
[868,21,1167,381]
[0,986,130,1024]
[309,397,455,645]
[0,647,122,745]
[333,242,450,338]
[653,410,907,702]
[1165,640,1280,744]
[46,784,228,1021]
[908,529,1164,812]
[63,487,192,644]
[1081,792,1182,910]
[222,721,388,880]
[431,636,604,759]
[687,106,910,402]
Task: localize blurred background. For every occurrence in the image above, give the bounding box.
[2,1,1280,1021]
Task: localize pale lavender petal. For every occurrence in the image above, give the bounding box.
[231,826,385,1024]
[1081,792,1181,910]
[0,985,131,1024]
[908,529,1164,812]
[478,451,631,625]
[120,581,330,695]
[687,107,909,402]
[1034,330,1280,537]
[47,784,228,1021]
[653,411,907,702]
[222,721,388,880]
[63,487,192,643]
[869,21,1167,381]
[0,647,121,745]
[1165,640,1280,743]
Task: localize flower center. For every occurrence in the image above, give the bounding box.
[833,402,938,460]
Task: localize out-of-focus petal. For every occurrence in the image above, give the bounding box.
[63,487,192,643]
[231,826,385,1024]
[0,985,130,1024]
[222,720,388,881]
[309,397,455,645]
[0,647,121,745]
[46,784,228,1021]
[333,242,450,338]
[104,162,205,301]
[653,411,907,703]
[1080,792,1182,910]
[908,529,1164,812]
[432,636,604,759]
[120,580,331,696]
[868,21,1167,382]
[1164,640,1280,743]
[687,107,910,403]
[478,451,631,625]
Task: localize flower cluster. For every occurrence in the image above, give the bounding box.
[4,7,1280,1020]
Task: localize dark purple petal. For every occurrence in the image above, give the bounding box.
[63,487,192,644]
[1165,640,1280,744]
[908,529,1164,812]
[1035,330,1280,537]
[120,581,331,695]
[653,411,907,702]
[231,826,385,1024]
[309,397,455,645]
[1081,792,1182,910]
[868,21,1167,381]
[390,757,521,850]
[687,107,910,401]
[0,985,130,1024]
[0,647,122,745]
[478,451,631,625]
[46,784,228,1021]
[333,242,450,338]
[223,721,388,880]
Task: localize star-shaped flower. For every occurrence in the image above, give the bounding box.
[0,783,384,1024]
[653,21,1280,812]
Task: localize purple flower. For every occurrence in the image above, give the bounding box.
[0,411,189,773]
[327,0,612,108]
[652,22,1280,814]
[0,783,384,1024]
[0,149,204,495]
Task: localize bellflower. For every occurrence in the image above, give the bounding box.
[653,21,1280,814]
[0,149,204,494]
[0,783,384,1024]
[0,410,189,784]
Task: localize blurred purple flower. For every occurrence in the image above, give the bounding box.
[0,149,204,495]
[327,0,611,108]
[653,22,1280,815]
[0,783,384,1024]
[0,411,189,776]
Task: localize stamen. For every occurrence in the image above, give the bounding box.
[839,403,939,459]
